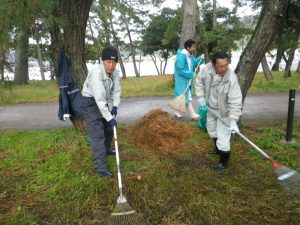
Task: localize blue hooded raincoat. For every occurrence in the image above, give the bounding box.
[174,49,205,103]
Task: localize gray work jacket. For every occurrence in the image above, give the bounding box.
[81,61,121,122]
[195,63,242,121]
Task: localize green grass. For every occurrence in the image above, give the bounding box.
[121,75,174,97]
[248,71,300,93]
[0,71,300,105]
[0,80,58,105]
[1,122,300,224]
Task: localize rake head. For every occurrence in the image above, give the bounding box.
[275,165,300,200]
[168,94,187,113]
[106,196,146,225]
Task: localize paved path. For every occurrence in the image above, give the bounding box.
[0,93,299,131]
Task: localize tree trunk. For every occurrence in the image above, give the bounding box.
[50,0,92,131]
[284,46,296,78]
[159,59,163,75]
[14,27,30,85]
[138,50,142,75]
[212,0,217,29]
[0,52,4,81]
[50,60,55,80]
[87,19,102,58]
[122,16,139,77]
[271,46,284,71]
[283,29,299,78]
[118,53,126,79]
[235,0,289,102]
[282,52,288,64]
[35,38,45,80]
[150,54,161,75]
[297,60,300,73]
[163,58,168,75]
[261,55,273,81]
[204,47,209,63]
[179,0,197,49]
[108,7,126,79]
[98,3,111,45]
[50,0,92,90]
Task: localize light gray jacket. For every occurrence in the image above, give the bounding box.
[195,63,242,120]
[81,61,121,122]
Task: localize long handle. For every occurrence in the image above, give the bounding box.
[113,126,124,198]
[182,59,204,95]
[204,106,272,159]
[183,79,193,95]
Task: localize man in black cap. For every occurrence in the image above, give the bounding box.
[81,46,121,178]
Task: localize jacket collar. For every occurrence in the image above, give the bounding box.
[181,48,191,57]
[177,48,192,57]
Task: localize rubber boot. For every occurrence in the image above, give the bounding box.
[174,110,183,118]
[187,103,200,120]
[208,138,220,155]
[213,151,230,170]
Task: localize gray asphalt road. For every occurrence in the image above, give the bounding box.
[0,93,299,131]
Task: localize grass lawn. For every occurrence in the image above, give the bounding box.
[0,80,58,105]
[0,71,299,105]
[1,121,300,224]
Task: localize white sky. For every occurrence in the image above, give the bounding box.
[160,0,256,17]
[161,0,235,8]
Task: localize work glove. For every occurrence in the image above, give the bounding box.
[63,114,71,121]
[111,106,118,117]
[198,97,206,107]
[107,118,117,128]
[230,119,239,133]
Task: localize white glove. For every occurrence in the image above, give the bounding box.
[198,97,206,107]
[200,54,205,59]
[63,114,71,121]
[230,119,239,133]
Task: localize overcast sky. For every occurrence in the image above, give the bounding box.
[160,0,256,17]
[161,0,234,8]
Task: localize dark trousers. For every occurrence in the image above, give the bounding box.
[81,96,113,172]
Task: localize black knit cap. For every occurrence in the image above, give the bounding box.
[101,46,118,62]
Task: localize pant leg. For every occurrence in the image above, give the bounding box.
[188,88,192,101]
[216,117,231,152]
[81,97,107,172]
[207,111,217,138]
[103,119,114,152]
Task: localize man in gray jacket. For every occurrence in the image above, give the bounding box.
[81,46,121,178]
[196,52,242,170]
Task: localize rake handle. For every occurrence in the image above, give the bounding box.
[113,126,124,199]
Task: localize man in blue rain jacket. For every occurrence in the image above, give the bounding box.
[174,39,205,119]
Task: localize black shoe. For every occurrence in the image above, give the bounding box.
[208,149,220,155]
[107,149,116,155]
[209,138,220,155]
[213,163,228,170]
[99,170,113,178]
